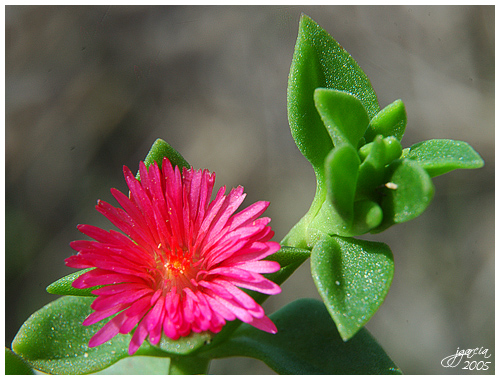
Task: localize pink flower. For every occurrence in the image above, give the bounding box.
[66,158,281,355]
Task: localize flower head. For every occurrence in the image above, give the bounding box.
[66,158,281,355]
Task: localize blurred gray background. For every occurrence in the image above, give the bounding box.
[5,5,494,375]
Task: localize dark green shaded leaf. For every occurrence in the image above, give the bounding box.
[365,99,407,142]
[403,139,484,177]
[5,347,35,375]
[287,14,379,172]
[203,298,401,375]
[314,88,370,148]
[46,268,99,297]
[311,236,394,341]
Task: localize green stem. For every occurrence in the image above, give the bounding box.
[281,167,327,249]
[168,355,211,375]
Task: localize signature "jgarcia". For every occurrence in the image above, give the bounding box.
[441,347,492,370]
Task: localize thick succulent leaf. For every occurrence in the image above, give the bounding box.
[356,135,398,197]
[314,88,370,148]
[358,135,402,164]
[12,296,133,374]
[374,158,435,232]
[46,268,99,296]
[311,236,394,341]
[156,332,214,356]
[350,200,383,236]
[203,298,401,375]
[365,99,407,142]
[10,296,199,374]
[137,138,190,179]
[265,245,311,268]
[5,348,35,375]
[287,14,379,172]
[402,139,484,177]
[325,144,360,223]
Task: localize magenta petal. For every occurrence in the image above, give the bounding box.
[212,278,263,314]
[76,224,116,244]
[119,296,153,334]
[128,318,149,355]
[204,292,237,321]
[212,294,253,323]
[232,260,281,274]
[83,303,129,326]
[64,255,93,269]
[247,315,278,334]
[146,296,165,345]
[91,287,152,312]
[226,276,282,295]
[226,201,269,231]
[72,269,144,289]
[88,312,128,347]
[91,283,144,296]
[222,241,281,266]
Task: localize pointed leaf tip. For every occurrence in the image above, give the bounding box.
[287,15,379,173]
[311,236,394,341]
[137,139,190,180]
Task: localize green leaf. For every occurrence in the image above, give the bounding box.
[314,88,370,148]
[46,268,99,297]
[325,144,361,223]
[137,138,190,179]
[310,236,394,341]
[374,158,435,232]
[359,135,403,164]
[11,296,169,374]
[203,298,401,374]
[357,135,403,198]
[365,99,407,142]
[350,200,383,236]
[265,245,311,268]
[402,139,484,177]
[5,348,35,375]
[156,331,214,356]
[287,14,379,173]
[12,296,131,374]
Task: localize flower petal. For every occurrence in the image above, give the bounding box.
[247,315,278,334]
